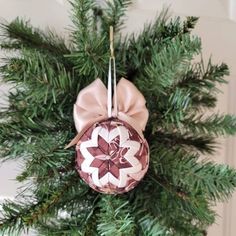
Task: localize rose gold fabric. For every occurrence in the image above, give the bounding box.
[66,78,149,148]
[76,118,149,194]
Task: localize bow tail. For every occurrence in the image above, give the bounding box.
[65,133,84,149]
[65,115,107,149]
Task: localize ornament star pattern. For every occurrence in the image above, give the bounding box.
[79,125,142,188]
[89,143,132,179]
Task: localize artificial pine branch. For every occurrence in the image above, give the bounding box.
[0,177,74,234]
[131,177,215,236]
[191,93,217,108]
[0,172,95,235]
[15,132,75,182]
[0,18,72,69]
[138,214,169,236]
[150,145,236,201]
[0,18,69,54]
[150,130,216,154]
[125,13,198,80]
[98,0,132,32]
[184,114,236,136]
[140,34,201,95]
[179,61,229,92]
[97,196,136,236]
[183,16,199,33]
[69,0,109,79]
[0,1,236,235]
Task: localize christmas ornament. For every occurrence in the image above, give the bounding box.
[76,118,149,194]
[67,27,149,194]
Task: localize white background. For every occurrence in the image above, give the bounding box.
[0,0,236,235]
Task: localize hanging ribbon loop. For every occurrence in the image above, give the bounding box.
[110,26,115,58]
[65,26,148,149]
[107,57,118,118]
[107,26,117,118]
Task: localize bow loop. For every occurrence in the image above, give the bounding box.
[73,79,108,133]
[66,78,148,148]
[116,78,149,131]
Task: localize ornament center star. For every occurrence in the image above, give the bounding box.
[80,125,142,188]
[89,137,132,179]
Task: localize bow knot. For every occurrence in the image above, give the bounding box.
[66,78,148,148]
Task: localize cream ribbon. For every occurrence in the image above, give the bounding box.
[65,27,148,148]
[65,76,149,148]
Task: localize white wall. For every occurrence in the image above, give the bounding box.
[0,1,236,235]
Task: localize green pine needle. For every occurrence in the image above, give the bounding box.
[0,1,236,235]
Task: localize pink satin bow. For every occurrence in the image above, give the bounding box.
[66,78,149,148]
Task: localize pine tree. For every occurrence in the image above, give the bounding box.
[0,0,236,235]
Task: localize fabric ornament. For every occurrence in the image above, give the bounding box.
[66,28,149,194]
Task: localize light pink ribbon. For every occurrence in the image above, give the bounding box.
[65,77,149,148]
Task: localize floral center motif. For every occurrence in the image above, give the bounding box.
[79,125,142,188]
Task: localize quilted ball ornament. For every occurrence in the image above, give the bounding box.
[76,118,149,194]
[66,75,150,194]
